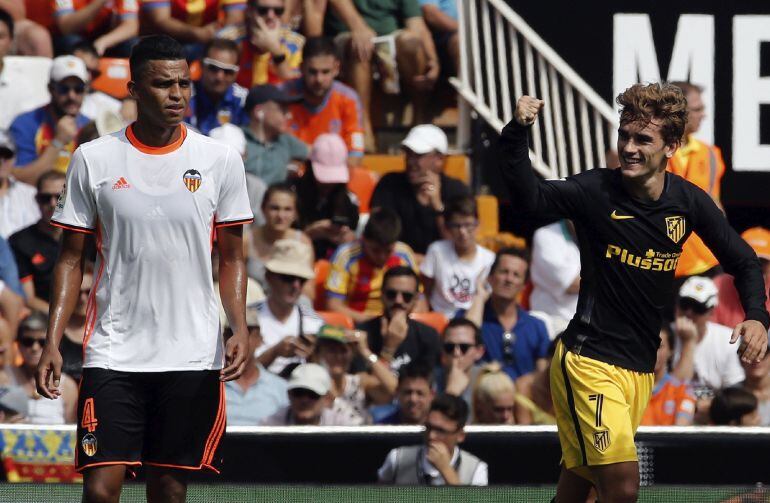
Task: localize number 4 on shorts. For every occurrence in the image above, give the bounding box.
[81,398,99,432]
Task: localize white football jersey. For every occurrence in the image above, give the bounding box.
[52,125,253,371]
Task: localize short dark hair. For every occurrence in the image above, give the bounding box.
[363,208,401,246]
[398,362,433,388]
[382,265,419,291]
[430,393,469,429]
[0,8,13,38]
[710,387,758,425]
[130,35,186,81]
[444,318,482,346]
[444,195,477,221]
[36,170,66,192]
[490,246,530,274]
[71,41,99,59]
[302,36,339,61]
[261,182,297,210]
[205,38,240,59]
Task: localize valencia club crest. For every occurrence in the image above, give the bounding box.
[183,169,202,193]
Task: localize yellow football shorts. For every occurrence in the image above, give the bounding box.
[550,340,653,480]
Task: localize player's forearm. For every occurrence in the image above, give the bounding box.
[219,259,249,336]
[496,121,543,212]
[96,18,139,49]
[57,2,107,35]
[47,249,86,347]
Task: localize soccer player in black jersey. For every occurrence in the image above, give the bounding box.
[497,83,769,503]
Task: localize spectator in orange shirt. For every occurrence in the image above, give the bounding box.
[282,37,364,162]
[641,325,696,426]
[667,81,725,279]
[140,0,246,57]
[52,0,138,57]
[236,0,304,88]
[713,227,770,329]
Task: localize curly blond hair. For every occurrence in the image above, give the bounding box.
[616,82,688,145]
[472,362,516,423]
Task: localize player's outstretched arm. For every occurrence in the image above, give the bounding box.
[495,97,582,218]
[217,225,250,382]
[688,187,770,362]
[36,230,88,399]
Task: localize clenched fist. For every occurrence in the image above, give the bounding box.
[515,96,545,126]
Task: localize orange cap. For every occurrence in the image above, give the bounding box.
[741,227,770,261]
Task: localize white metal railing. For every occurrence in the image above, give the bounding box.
[450,0,619,178]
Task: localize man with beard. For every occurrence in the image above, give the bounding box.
[9,55,91,185]
[282,36,365,163]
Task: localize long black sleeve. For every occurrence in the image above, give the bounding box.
[497,120,585,219]
[690,186,770,329]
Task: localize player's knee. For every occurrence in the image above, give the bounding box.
[83,479,121,503]
[601,479,639,503]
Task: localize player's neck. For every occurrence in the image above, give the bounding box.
[622,169,665,202]
[131,118,182,148]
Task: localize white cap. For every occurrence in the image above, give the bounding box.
[679,276,719,309]
[210,124,247,157]
[401,124,448,155]
[287,363,331,396]
[50,55,90,83]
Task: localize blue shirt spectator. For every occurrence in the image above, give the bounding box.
[186,38,248,136]
[0,237,23,297]
[419,0,456,20]
[225,363,289,426]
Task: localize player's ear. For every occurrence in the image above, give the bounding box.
[127,80,138,101]
[664,140,679,159]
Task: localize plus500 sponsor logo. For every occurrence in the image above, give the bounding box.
[605,244,680,272]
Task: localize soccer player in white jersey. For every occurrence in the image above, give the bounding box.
[35,36,254,503]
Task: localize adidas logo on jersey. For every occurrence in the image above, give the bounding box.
[112,177,131,191]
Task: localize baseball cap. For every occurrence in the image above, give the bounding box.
[741,227,770,261]
[264,239,315,280]
[0,130,15,157]
[678,276,719,309]
[401,124,448,155]
[50,55,90,83]
[310,133,349,184]
[244,84,301,112]
[287,363,331,396]
[316,324,348,344]
[0,386,28,416]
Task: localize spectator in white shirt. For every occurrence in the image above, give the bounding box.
[529,220,580,334]
[421,195,495,318]
[0,131,39,238]
[672,276,745,394]
[378,394,488,485]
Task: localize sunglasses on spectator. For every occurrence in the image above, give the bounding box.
[443,342,473,355]
[425,422,459,436]
[254,5,285,16]
[446,221,478,230]
[19,337,47,349]
[202,58,240,76]
[383,289,415,303]
[502,330,516,366]
[35,192,60,205]
[289,388,321,400]
[276,273,305,284]
[0,147,13,160]
[677,297,710,315]
[55,82,86,95]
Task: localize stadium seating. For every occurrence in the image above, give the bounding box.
[362,154,470,184]
[313,259,330,311]
[409,311,448,334]
[316,310,354,329]
[91,58,130,99]
[347,166,379,213]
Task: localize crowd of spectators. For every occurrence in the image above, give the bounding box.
[0,0,768,488]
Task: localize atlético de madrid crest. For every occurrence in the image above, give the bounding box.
[183,169,202,193]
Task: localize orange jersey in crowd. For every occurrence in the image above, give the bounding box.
[282,79,365,157]
[51,0,138,38]
[140,0,245,27]
[325,240,418,315]
[641,374,696,426]
[236,30,304,88]
[667,136,726,277]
